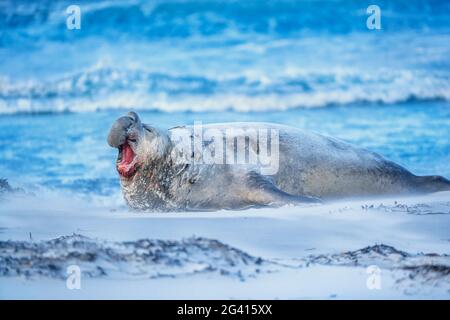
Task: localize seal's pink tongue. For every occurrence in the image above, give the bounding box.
[117,144,136,177]
[121,144,135,165]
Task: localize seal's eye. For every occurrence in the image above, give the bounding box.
[143,124,153,133]
[128,138,137,143]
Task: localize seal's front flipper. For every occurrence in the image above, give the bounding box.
[245,171,321,207]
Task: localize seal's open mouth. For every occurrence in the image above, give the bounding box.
[117,143,137,178]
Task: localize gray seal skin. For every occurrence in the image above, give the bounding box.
[107,112,450,211]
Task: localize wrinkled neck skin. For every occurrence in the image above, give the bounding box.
[119,127,191,211]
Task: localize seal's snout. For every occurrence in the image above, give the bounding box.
[107,116,134,148]
[107,112,142,148]
[108,111,143,178]
[127,111,141,125]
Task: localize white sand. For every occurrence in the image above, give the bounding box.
[1,191,449,299]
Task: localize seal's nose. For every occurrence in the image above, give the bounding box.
[127,111,140,124]
[107,114,135,148]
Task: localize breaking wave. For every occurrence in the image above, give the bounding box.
[1,0,450,114]
[1,67,449,114]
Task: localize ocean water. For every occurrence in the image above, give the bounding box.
[2,1,450,299]
[0,0,450,203]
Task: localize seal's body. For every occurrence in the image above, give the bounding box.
[108,112,450,211]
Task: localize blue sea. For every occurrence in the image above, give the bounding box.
[1,0,450,202]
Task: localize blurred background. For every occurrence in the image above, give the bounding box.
[0,0,449,202]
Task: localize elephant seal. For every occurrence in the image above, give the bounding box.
[107,112,450,211]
